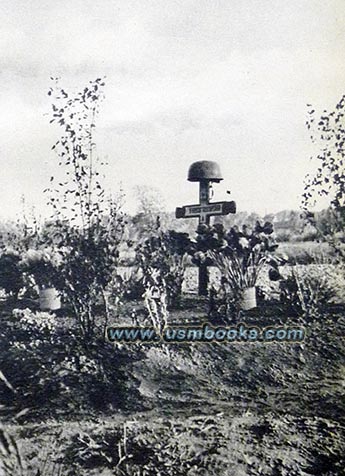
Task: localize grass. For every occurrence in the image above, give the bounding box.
[276,241,335,264]
[5,408,344,476]
[0,284,345,474]
[0,225,342,473]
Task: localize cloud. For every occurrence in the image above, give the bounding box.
[1,0,345,218]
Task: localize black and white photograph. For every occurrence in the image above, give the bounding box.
[0,1,344,475]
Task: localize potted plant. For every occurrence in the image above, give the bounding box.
[20,248,62,310]
[193,222,278,311]
[135,229,191,310]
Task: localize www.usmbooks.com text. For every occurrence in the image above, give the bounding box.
[106,323,305,344]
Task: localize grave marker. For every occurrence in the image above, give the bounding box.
[175,160,236,295]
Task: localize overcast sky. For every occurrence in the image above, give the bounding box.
[1,0,345,219]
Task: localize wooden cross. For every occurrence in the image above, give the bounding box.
[176,181,236,295]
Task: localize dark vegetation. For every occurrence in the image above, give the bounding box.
[0,297,344,475]
[0,82,344,475]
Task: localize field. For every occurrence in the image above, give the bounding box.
[0,284,345,475]
[2,2,345,473]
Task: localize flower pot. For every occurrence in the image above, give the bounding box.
[239,287,256,310]
[39,287,61,311]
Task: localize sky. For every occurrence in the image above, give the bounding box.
[1,0,345,219]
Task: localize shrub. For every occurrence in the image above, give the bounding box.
[20,247,62,289]
[119,267,145,301]
[0,308,140,418]
[302,96,345,260]
[275,229,292,243]
[279,264,338,318]
[0,253,24,299]
[50,215,125,339]
[46,79,126,340]
[136,229,190,310]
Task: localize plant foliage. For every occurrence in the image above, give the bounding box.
[302,97,345,257]
[46,78,126,339]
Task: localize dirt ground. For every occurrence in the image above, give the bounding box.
[0,296,344,475]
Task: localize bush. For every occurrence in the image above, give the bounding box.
[136,229,190,310]
[276,242,334,265]
[279,264,338,318]
[0,308,142,418]
[20,247,62,289]
[46,79,126,340]
[52,217,125,339]
[275,229,292,243]
[0,253,24,298]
